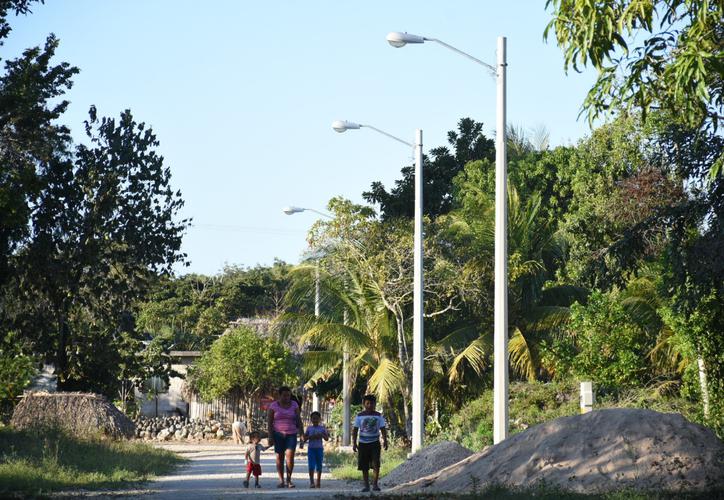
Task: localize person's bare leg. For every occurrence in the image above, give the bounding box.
[316,469,321,488]
[361,469,370,490]
[309,466,315,487]
[372,466,380,489]
[275,453,285,485]
[244,469,251,487]
[285,448,295,486]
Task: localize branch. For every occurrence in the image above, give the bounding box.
[423,298,458,318]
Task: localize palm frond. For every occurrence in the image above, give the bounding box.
[448,336,491,383]
[367,358,406,404]
[523,306,571,332]
[299,323,373,352]
[509,328,536,381]
[301,350,342,386]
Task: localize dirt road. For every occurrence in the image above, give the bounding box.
[131,442,358,499]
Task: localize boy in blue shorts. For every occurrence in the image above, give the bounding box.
[352,394,388,492]
[301,410,329,488]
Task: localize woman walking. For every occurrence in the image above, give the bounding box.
[267,386,303,488]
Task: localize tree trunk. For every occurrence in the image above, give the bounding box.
[56,318,70,389]
[697,353,710,419]
[245,398,254,433]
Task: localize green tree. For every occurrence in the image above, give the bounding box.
[0,19,78,287]
[545,0,724,133]
[363,118,495,219]
[188,326,298,429]
[5,107,188,391]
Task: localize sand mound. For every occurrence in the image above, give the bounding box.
[382,441,473,487]
[11,392,135,439]
[389,409,724,494]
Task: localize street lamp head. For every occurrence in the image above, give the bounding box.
[332,120,361,133]
[282,206,305,215]
[386,32,425,48]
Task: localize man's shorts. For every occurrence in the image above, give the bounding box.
[357,441,381,471]
[273,432,298,454]
[246,461,262,477]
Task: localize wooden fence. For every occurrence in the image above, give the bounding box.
[189,389,332,432]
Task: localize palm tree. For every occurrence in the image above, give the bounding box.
[277,263,406,410]
[443,184,588,382]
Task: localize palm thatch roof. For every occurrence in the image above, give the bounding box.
[11,392,135,439]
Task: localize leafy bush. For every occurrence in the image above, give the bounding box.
[439,381,706,451]
[327,401,362,441]
[544,290,651,390]
[0,333,36,423]
[438,381,580,450]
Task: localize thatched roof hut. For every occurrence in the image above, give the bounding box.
[11,392,135,439]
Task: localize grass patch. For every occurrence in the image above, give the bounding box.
[325,445,408,481]
[0,426,184,496]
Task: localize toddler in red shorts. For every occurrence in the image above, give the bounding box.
[244,431,269,488]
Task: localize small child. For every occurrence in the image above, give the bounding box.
[300,410,329,488]
[243,431,269,488]
[352,394,388,492]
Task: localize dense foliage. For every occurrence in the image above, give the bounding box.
[188,326,297,413]
[0,0,721,446]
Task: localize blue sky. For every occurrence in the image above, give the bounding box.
[5,1,598,275]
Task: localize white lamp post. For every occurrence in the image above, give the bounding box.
[283,205,352,444]
[283,206,332,414]
[387,31,509,444]
[332,120,425,454]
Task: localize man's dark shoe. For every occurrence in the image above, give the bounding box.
[243,480,249,488]
[372,485,381,491]
[361,486,370,492]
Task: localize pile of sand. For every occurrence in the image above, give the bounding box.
[382,441,473,487]
[389,409,724,494]
[11,392,135,439]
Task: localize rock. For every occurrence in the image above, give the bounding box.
[216,429,224,439]
[156,429,171,441]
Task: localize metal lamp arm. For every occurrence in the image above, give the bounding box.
[427,38,497,77]
[305,208,333,219]
[361,124,414,148]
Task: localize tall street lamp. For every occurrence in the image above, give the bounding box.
[283,205,353,446]
[386,31,509,444]
[283,206,331,415]
[331,120,425,454]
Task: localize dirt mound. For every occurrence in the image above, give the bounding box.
[11,392,135,439]
[382,441,473,487]
[389,409,724,494]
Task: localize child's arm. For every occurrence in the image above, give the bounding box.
[352,426,359,452]
[381,426,389,450]
[322,426,330,441]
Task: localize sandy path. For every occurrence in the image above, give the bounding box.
[129,442,357,499]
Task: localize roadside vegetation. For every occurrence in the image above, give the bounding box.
[0,426,183,496]
[325,445,408,481]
